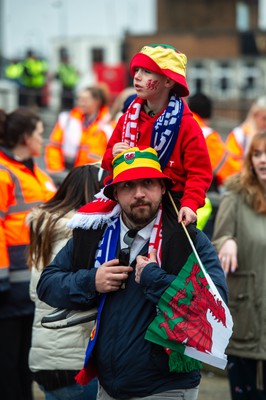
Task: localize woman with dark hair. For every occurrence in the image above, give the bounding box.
[27,164,108,400]
[212,132,266,399]
[0,107,56,400]
[45,85,113,174]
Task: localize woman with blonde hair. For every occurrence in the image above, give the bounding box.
[212,132,266,399]
[226,96,266,174]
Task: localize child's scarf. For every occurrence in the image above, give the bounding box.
[122,94,184,170]
[75,207,163,385]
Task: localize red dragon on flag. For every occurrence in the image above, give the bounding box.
[145,252,233,371]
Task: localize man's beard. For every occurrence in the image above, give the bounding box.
[123,200,161,227]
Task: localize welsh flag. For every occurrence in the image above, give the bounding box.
[145,251,233,371]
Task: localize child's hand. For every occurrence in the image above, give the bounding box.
[112,142,130,157]
[178,206,197,226]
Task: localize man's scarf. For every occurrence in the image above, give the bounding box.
[75,207,163,385]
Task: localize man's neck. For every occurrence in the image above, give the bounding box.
[121,214,144,231]
[120,215,156,240]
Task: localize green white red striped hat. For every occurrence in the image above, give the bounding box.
[103,146,173,200]
[130,44,189,97]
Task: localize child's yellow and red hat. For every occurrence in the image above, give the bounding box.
[130,44,189,97]
[103,147,173,200]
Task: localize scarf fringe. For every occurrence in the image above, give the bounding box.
[75,364,98,385]
[75,368,90,385]
[67,204,121,230]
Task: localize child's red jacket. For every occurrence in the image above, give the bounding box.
[102,100,212,213]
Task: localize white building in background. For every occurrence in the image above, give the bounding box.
[1,0,266,109]
[49,36,121,84]
[48,36,124,109]
[0,0,156,87]
[1,0,156,60]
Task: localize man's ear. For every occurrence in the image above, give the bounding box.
[160,180,166,195]
[113,187,118,201]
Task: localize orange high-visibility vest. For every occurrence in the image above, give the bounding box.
[45,106,113,173]
[0,150,56,280]
[225,124,253,174]
[193,113,239,187]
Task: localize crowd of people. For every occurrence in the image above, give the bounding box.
[1,43,266,400]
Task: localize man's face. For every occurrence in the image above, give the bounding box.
[113,178,166,228]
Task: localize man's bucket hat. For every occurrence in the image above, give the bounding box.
[103,147,173,200]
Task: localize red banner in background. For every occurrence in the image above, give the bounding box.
[93,63,128,102]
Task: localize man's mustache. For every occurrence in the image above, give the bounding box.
[131,201,150,208]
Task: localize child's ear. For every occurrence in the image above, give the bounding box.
[165,78,175,89]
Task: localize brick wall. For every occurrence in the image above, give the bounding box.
[125,33,240,61]
[157,0,258,32]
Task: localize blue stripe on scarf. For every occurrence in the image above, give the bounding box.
[151,95,184,171]
[84,218,120,367]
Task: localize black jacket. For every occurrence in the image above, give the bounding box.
[37,221,228,399]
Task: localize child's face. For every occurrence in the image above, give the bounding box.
[133,67,170,100]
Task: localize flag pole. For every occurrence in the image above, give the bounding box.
[167,191,206,272]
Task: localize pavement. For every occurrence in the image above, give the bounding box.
[198,369,231,400]
[33,369,231,399]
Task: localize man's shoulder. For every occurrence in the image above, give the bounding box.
[72,226,105,239]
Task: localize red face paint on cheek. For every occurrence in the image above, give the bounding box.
[146,79,159,90]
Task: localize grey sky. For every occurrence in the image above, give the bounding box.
[2,0,156,58]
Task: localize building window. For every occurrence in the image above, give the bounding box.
[258,0,266,30]
[92,48,104,63]
[236,1,250,32]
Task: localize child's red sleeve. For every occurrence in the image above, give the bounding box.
[101,115,125,173]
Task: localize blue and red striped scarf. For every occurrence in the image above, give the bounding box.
[122,94,183,170]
